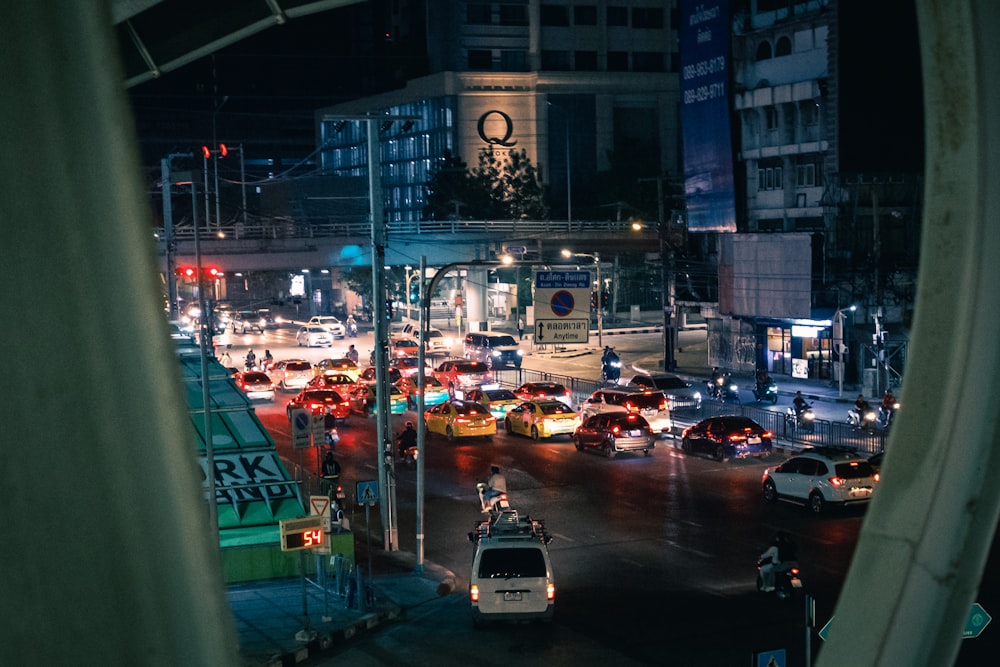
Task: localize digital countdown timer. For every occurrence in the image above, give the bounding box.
[279,516,325,552]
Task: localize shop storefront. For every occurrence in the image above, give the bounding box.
[758,319,835,381]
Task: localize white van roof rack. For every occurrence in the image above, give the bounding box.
[469,508,552,544]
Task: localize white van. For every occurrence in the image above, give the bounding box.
[468,510,554,627]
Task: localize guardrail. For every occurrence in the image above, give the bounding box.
[493,367,887,455]
[156,218,643,242]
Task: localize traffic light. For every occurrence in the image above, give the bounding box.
[386,299,394,319]
[175,266,222,281]
[601,291,609,308]
[409,281,419,303]
[590,291,598,309]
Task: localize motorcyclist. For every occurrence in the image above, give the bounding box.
[759,531,797,592]
[755,369,774,397]
[397,421,417,460]
[601,346,620,381]
[321,450,341,480]
[851,394,872,425]
[880,389,898,426]
[479,465,508,513]
[346,314,358,336]
[245,348,256,371]
[793,391,810,416]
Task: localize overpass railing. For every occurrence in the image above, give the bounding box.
[156,218,646,242]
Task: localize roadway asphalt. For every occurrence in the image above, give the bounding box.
[227,315,874,666]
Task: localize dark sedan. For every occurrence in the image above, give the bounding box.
[680,415,772,461]
[286,389,351,423]
[574,412,655,458]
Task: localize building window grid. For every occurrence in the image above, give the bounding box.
[757,166,783,191]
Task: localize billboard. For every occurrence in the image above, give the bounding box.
[718,234,812,319]
[679,0,737,233]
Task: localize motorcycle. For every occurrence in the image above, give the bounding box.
[753,379,778,404]
[476,481,510,516]
[784,404,815,432]
[601,349,622,384]
[848,406,878,429]
[347,322,358,338]
[879,401,901,429]
[324,427,340,449]
[756,558,803,600]
[707,373,740,403]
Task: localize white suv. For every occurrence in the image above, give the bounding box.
[579,388,672,436]
[762,447,880,514]
[307,315,346,339]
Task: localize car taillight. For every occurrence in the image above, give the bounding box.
[789,567,800,576]
[456,417,471,424]
[659,400,668,410]
[611,425,621,435]
[546,583,555,600]
[873,473,880,483]
[470,584,480,602]
[829,476,845,487]
[762,431,773,439]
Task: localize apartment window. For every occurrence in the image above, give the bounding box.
[574,5,597,25]
[540,4,570,25]
[499,4,529,26]
[756,41,772,61]
[757,166,783,191]
[575,50,598,71]
[800,100,819,126]
[608,51,629,71]
[467,3,492,24]
[765,106,779,131]
[775,36,792,56]
[607,6,627,26]
[632,52,664,72]
[632,7,664,29]
[500,50,529,72]
[541,50,572,70]
[796,163,817,187]
[468,49,493,70]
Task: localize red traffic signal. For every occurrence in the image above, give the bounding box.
[201,144,228,158]
[175,266,223,280]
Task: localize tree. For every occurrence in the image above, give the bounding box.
[423,148,549,220]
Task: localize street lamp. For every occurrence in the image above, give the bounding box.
[833,304,857,398]
[561,249,602,349]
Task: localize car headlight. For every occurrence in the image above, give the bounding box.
[492,351,501,357]
[516,350,524,356]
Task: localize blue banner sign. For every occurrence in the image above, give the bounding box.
[679,0,737,233]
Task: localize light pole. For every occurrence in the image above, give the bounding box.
[833,304,856,398]
[561,249,602,349]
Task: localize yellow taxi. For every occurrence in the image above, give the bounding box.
[313,358,361,382]
[425,399,497,441]
[463,386,521,420]
[503,399,579,441]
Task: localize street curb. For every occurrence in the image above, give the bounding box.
[262,606,401,667]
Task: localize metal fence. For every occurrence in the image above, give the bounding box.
[492,367,886,455]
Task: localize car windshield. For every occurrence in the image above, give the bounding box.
[539,402,573,415]
[485,389,517,400]
[478,548,547,578]
[610,414,648,428]
[488,335,518,346]
[244,373,269,382]
[653,376,688,390]
[456,402,490,415]
[456,363,488,373]
[286,362,311,371]
[620,392,666,409]
[530,384,565,395]
[719,417,760,431]
[835,461,876,479]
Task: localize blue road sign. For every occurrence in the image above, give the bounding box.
[964,602,992,639]
[821,602,991,642]
[550,290,575,316]
[756,648,785,667]
[356,480,379,506]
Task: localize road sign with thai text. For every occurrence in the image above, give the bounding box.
[533,270,591,342]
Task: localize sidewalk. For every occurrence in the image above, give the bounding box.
[229,539,456,667]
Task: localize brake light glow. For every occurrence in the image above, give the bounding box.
[470,584,480,602]
[546,583,555,600]
[874,473,880,483]
[829,476,844,487]
[611,425,621,435]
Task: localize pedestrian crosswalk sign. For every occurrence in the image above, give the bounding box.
[357,480,379,506]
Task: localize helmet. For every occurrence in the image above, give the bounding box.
[490,465,500,475]
[405,421,414,429]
